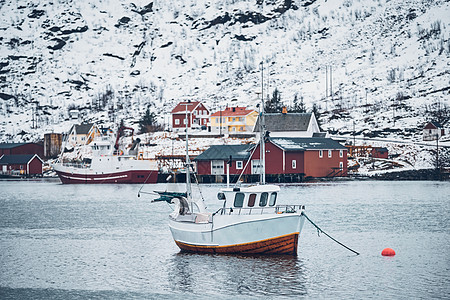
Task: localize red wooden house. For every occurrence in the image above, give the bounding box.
[195,137,348,181]
[0,142,44,158]
[0,154,43,176]
[171,101,209,131]
[252,137,348,178]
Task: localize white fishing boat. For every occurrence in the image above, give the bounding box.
[54,126,158,184]
[152,72,305,255]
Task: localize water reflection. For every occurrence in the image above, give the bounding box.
[167,252,307,297]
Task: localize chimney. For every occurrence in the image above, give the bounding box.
[282,106,287,114]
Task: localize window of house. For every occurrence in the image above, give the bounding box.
[248,194,256,207]
[216,117,219,123]
[183,118,187,124]
[240,127,243,131]
[269,192,277,206]
[259,192,268,206]
[319,150,323,158]
[234,193,245,208]
[328,150,332,158]
[175,119,180,125]
[20,165,23,170]
[340,150,343,158]
[340,162,344,170]
[236,161,243,169]
[292,160,297,169]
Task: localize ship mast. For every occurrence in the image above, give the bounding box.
[183,103,192,204]
[260,61,266,185]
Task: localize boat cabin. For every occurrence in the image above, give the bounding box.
[218,185,280,209]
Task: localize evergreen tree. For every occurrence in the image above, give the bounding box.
[289,94,307,113]
[311,103,323,130]
[265,88,283,113]
[139,107,159,133]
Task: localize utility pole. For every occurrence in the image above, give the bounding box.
[330,65,333,103]
[353,121,356,146]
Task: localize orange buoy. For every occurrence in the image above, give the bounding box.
[381,248,396,256]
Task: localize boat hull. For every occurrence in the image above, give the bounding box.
[54,169,158,184]
[169,213,305,255]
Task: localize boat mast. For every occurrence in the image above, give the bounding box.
[183,103,192,203]
[260,61,266,185]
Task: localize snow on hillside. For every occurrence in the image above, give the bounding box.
[0,0,449,171]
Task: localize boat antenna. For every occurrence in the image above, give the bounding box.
[260,61,266,185]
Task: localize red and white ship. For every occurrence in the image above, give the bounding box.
[53,127,158,184]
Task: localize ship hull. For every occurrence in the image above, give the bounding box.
[54,169,158,184]
[169,213,305,255]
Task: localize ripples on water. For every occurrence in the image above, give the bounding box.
[0,179,449,299]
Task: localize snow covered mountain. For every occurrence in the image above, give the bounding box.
[0,0,449,143]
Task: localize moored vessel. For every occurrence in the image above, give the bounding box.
[54,127,158,184]
[152,78,305,255]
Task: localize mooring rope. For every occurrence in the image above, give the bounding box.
[301,212,360,255]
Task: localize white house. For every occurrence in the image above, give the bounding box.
[423,121,445,141]
[253,110,322,138]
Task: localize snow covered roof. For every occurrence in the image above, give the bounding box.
[0,154,43,164]
[254,113,312,132]
[171,101,201,114]
[270,137,347,151]
[0,143,27,149]
[71,123,95,135]
[194,144,254,161]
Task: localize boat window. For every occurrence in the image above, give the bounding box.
[217,192,226,200]
[269,192,277,206]
[259,192,268,207]
[234,193,245,207]
[248,193,256,207]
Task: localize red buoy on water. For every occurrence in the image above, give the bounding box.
[382,248,396,256]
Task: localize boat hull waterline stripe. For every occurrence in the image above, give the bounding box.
[174,232,300,255]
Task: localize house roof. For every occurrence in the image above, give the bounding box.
[210,107,255,117]
[253,113,312,132]
[171,101,201,114]
[194,144,254,161]
[424,121,443,129]
[0,143,27,149]
[269,137,347,151]
[72,123,94,135]
[0,154,43,164]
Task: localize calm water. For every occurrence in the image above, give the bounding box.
[0,179,449,299]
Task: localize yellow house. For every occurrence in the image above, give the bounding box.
[210,107,258,134]
[67,123,101,146]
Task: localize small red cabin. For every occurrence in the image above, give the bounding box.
[0,154,43,176]
[371,147,388,159]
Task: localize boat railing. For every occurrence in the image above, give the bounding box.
[60,162,91,168]
[218,205,305,216]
